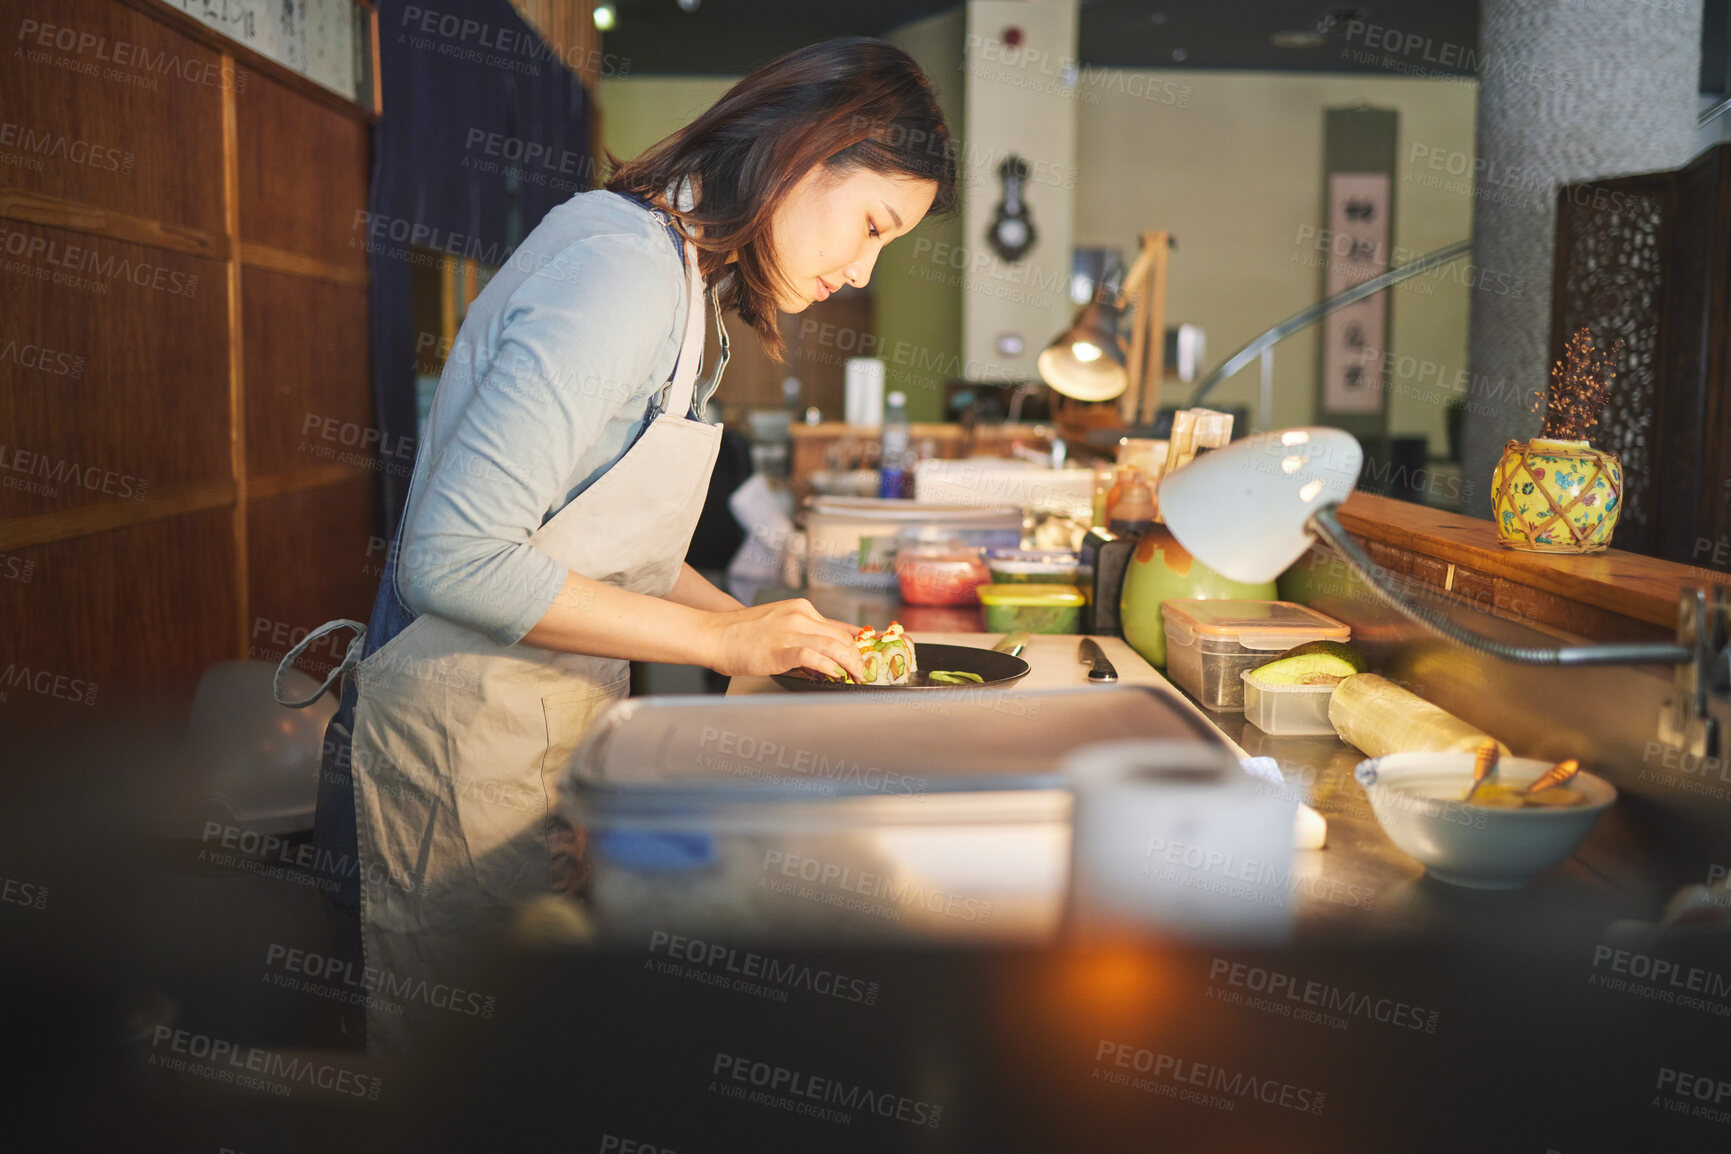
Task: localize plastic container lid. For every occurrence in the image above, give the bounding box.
[983,548,1079,564]
[976,583,1086,608]
[1161,599,1349,650]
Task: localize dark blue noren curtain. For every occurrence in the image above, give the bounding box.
[368,0,592,538]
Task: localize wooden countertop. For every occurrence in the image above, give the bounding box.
[1337,491,1726,629]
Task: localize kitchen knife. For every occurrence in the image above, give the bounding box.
[1077,637,1118,682]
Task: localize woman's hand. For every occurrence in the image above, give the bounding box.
[702,599,868,682]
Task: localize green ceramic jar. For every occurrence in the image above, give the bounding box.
[1119,526,1277,666]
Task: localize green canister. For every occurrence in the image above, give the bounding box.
[1119,526,1276,666]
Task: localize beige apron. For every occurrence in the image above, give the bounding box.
[281,207,723,1052]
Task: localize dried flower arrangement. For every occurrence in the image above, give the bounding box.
[1529,326,1625,442]
[1495,326,1626,553]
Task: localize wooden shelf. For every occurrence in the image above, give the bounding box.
[1335,492,1727,631]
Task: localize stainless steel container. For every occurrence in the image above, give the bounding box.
[559,687,1227,945]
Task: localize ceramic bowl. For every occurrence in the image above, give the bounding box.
[1354,753,1616,889]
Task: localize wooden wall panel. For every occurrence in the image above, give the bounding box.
[0,509,235,732]
[1,1,379,748]
[246,477,381,680]
[1,0,228,236]
[242,268,373,480]
[0,222,229,517]
[235,72,370,271]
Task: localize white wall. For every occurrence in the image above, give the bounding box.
[1073,70,1479,450]
[960,0,1079,382]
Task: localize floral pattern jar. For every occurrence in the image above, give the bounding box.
[1491,438,1622,553]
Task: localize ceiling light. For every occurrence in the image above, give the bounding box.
[593,5,616,31]
[1271,31,1326,49]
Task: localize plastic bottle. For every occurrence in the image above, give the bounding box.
[878,391,910,499]
[1106,466,1155,537]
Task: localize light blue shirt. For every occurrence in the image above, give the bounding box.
[396,190,723,646]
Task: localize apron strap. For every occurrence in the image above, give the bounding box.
[660,232,709,421]
[273,619,368,708]
[692,283,730,421]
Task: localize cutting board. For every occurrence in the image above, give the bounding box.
[727,632,1248,759]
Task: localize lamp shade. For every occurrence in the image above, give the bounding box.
[1158,427,1363,584]
[1036,298,1128,401]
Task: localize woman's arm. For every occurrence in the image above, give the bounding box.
[664,563,743,612]
[519,570,868,681]
[398,229,685,646]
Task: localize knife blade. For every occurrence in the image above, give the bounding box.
[1077,637,1118,682]
[993,631,1031,658]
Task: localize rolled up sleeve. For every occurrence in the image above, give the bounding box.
[398,231,683,645]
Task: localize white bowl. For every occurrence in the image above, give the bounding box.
[1354,753,1616,889]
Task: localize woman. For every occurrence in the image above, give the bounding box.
[275,37,956,1051]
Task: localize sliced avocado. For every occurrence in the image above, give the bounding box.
[1250,641,1366,686]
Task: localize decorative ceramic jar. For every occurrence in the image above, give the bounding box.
[1490,438,1622,553]
[1119,526,1276,666]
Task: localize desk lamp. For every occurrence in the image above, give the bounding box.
[1157,429,1729,751]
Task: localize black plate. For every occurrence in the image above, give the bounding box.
[771,642,1031,692]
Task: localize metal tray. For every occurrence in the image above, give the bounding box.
[560,685,1226,817]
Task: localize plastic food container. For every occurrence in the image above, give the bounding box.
[984,549,1081,585]
[976,583,1085,634]
[1240,670,1338,736]
[895,544,989,606]
[1161,600,1350,712]
[805,498,1022,590]
[559,687,1227,944]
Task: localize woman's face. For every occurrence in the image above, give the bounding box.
[767,164,938,313]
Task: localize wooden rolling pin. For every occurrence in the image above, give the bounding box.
[1329,673,1511,759]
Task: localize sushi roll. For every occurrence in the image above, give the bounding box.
[808,622,918,685]
[855,621,917,685]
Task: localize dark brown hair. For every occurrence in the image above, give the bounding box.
[605,37,957,360]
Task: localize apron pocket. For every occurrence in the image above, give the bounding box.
[541,675,629,894]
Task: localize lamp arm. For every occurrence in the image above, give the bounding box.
[1307,505,1694,667]
[1186,240,1473,408]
